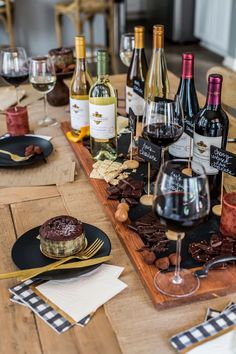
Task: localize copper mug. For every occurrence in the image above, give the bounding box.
[220,193,236,238]
[6,106,30,136]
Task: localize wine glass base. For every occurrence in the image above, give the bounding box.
[154,269,200,297]
[38,117,58,127]
[212,204,222,216]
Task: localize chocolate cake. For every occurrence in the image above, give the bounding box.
[39,215,85,258]
[48,47,74,73]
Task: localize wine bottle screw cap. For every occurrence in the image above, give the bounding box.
[134,26,145,33]
[208,74,223,84]
[182,53,194,60]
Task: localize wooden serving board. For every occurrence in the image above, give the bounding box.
[62,121,236,309]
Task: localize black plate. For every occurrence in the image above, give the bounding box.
[0,136,53,167]
[11,223,111,280]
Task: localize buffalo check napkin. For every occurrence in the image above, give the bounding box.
[170,303,236,352]
[9,264,127,333]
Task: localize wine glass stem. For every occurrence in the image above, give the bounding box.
[161,148,165,167]
[172,233,184,285]
[16,87,20,106]
[43,93,48,121]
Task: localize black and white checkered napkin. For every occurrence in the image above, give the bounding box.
[9,280,91,333]
[170,303,236,352]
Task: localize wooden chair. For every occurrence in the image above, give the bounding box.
[0,0,14,47]
[54,0,115,72]
[207,66,236,111]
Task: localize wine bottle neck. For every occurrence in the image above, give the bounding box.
[182,59,193,79]
[75,58,86,73]
[206,84,222,107]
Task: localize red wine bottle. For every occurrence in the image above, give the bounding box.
[169,53,199,158]
[192,74,229,200]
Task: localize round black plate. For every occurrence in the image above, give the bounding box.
[0,136,53,167]
[11,223,111,280]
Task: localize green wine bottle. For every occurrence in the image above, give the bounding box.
[89,50,117,161]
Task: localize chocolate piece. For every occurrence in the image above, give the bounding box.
[155,257,170,270]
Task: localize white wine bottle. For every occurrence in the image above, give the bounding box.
[145,25,169,100]
[126,26,148,120]
[89,50,117,161]
[69,36,93,141]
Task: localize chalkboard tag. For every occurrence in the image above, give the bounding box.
[184,116,194,138]
[133,78,144,98]
[138,137,161,168]
[129,107,137,136]
[210,145,236,177]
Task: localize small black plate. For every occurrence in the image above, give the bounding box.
[11,223,111,280]
[0,136,53,168]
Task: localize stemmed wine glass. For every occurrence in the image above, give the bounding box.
[0,47,29,107]
[29,56,57,127]
[141,97,184,201]
[120,33,135,67]
[142,97,184,166]
[153,159,210,297]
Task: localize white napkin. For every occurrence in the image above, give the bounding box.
[187,327,236,354]
[36,264,127,323]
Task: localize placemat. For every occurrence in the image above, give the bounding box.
[0,134,76,187]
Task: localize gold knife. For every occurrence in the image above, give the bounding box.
[0,255,112,280]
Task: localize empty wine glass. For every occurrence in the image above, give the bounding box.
[153,159,210,297]
[0,47,29,107]
[120,33,134,67]
[29,56,57,127]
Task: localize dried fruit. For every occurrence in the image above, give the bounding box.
[155,257,170,270]
[141,250,156,265]
[115,208,128,223]
[168,253,180,266]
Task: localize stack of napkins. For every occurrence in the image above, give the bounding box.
[170,302,236,353]
[9,264,127,333]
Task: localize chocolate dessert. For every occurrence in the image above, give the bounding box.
[39,215,85,258]
[48,47,74,73]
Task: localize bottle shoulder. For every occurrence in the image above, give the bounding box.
[89,79,116,98]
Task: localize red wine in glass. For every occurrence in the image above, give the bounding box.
[1,72,29,87]
[153,191,207,233]
[142,123,183,148]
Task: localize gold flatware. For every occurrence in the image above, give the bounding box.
[0,149,33,162]
[22,238,104,281]
[0,255,112,280]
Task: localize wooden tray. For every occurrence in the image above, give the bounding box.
[62,121,236,309]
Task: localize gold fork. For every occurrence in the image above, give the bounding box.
[21,238,104,281]
[0,149,33,162]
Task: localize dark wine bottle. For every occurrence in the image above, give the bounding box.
[169,53,199,158]
[126,26,148,121]
[192,74,229,200]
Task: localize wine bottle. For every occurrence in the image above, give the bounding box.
[70,36,93,140]
[144,24,169,100]
[126,26,148,120]
[192,74,229,199]
[169,53,199,158]
[89,50,117,161]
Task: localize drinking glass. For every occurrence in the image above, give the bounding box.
[29,56,57,126]
[0,47,29,106]
[153,159,210,297]
[120,33,134,67]
[142,97,184,166]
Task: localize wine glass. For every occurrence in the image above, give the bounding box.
[29,56,57,127]
[153,159,210,297]
[142,97,184,166]
[0,47,29,107]
[120,33,134,67]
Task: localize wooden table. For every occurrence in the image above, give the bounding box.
[0,73,236,354]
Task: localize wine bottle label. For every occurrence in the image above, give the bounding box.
[126,85,145,116]
[169,133,192,158]
[70,97,89,130]
[89,103,115,139]
[192,132,222,174]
